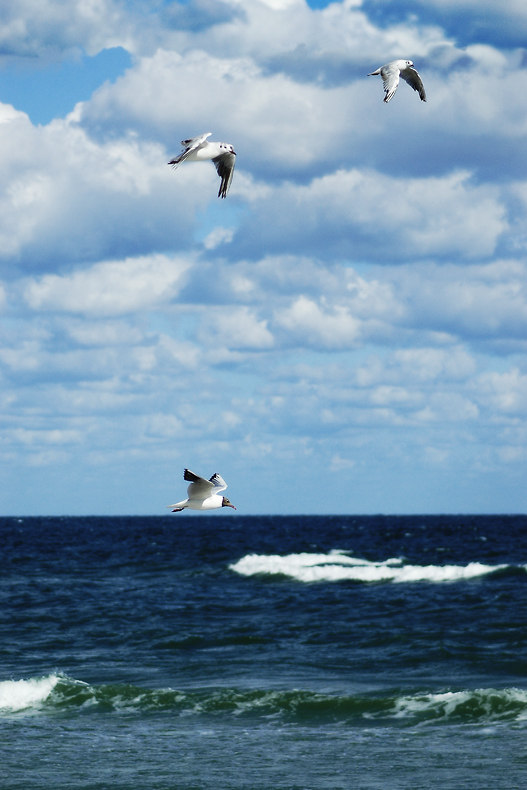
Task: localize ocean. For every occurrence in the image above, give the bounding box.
[1,514,526,789]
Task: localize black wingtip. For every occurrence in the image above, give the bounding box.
[183,469,200,482]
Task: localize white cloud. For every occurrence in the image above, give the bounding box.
[24,254,190,316]
[475,367,527,416]
[354,347,477,387]
[203,226,234,250]
[385,260,527,343]
[0,282,7,311]
[330,453,356,472]
[0,338,45,372]
[9,427,84,446]
[370,0,527,48]
[409,0,527,21]
[80,47,356,169]
[175,254,527,354]
[198,306,274,350]
[0,107,207,269]
[62,318,144,347]
[414,391,479,422]
[153,0,449,67]
[275,295,362,349]
[392,347,477,381]
[0,0,133,58]
[231,169,508,261]
[0,1,526,514]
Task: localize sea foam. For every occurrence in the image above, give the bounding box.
[229,550,508,583]
[0,675,60,713]
[2,676,526,726]
[391,688,527,724]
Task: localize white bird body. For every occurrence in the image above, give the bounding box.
[168,133,236,198]
[368,59,426,104]
[168,469,236,512]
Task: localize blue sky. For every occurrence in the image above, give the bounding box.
[0,0,526,515]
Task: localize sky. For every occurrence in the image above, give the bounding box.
[0,0,526,516]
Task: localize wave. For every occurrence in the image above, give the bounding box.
[229,550,514,583]
[2,675,527,727]
[0,675,61,713]
[392,688,527,724]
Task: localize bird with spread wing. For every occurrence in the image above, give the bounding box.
[168,133,236,198]
[168,469,236,512]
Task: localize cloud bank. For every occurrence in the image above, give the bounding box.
[0,0,525,514]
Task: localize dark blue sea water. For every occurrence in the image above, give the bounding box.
[1,514,527,789]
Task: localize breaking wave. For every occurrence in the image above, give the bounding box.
[0,675,61,713]
[2,675,527,726]
[229,550,513,583]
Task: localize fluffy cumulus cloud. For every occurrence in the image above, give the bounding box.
[0,103,210,271]
[369,0,527,47]
[0,0,525,514]
[23,254,190,316]
[229,169,508,261]
[0,0,133,58]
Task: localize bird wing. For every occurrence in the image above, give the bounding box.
[209,473,227,493]
[212,151,236,198]
[380,62,401,103]
[180,132,212,149]
[183,468,215,499]
[400,65,426,101]
[168,133,212,169]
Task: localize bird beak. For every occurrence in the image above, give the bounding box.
[228,504,236,510]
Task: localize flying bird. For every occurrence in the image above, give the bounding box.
[368,60,426,104]
[168,469,236,512]
[168,132,236,198]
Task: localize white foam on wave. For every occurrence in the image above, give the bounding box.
[229,550,507,583]
[391,688,527,722]
[0,674,60,713]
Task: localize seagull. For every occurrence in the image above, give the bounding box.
[168,132,236,198]
[368,60,426,104]
[168,469,236,512]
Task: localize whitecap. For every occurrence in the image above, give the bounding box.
[229,551,508,584]
[0,675,60,713]
[391,688,527,723]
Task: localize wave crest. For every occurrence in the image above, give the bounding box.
[2,675,527,726]
[0,675,61,713]
[229,550,510,583]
